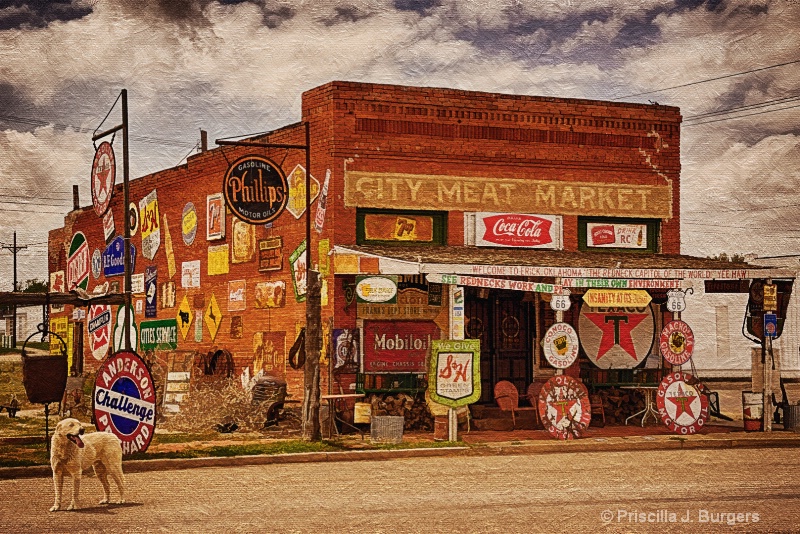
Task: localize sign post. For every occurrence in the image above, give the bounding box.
[429,339,481,442]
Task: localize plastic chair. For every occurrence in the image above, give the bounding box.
[494,381,536,429]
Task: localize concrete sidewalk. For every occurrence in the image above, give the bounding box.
[3,423,800,481]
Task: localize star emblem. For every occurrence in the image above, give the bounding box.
[667,383,697,420]
[583,312,648,360]
[551,397,578,424]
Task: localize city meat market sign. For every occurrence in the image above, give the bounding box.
[93,350,156,455]
[91,141,115,217]
[428,339,481,407]
[537,375,591,440]
[345,171,672,219]
[656,372,709,435]
[223,155,288,224]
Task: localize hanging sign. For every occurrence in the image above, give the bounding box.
[67,231,90,291]
[93,350,156,455]
[656,372,709,435]
[765,313,778,338]
[666,288,689,313]
[659,320,694,365]
[429,339,481,407]
[222,155,288,224]
[144,266,157,318]
[181,202,197,245]
[578,303,655,369]
[102,236,136,277]
[550,288,571,312]
[91,141,115,217]
[537,375,591,440]
[543,323,580,369]
[763,284,777,312]
[87,304,112,360]
[286,164,320,219]
[582,289,652,307]
[314,169,331,233]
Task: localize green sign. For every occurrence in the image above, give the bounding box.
[428,339,481,407]
[140,319,178,350]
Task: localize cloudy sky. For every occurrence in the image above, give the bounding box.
[1,0,799,290]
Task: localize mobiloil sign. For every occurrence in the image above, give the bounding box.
[93,351,156,455]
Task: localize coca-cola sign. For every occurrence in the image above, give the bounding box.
[465,212,561,248]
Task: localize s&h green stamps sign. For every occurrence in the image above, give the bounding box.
[428,339,481,407]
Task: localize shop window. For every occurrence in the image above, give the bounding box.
[578,216,659,253]
[356,209,447,246]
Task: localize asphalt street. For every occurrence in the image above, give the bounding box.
[0,446,798,533]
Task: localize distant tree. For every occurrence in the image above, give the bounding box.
[22,278,48,293]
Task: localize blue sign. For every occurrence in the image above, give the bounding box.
[764,313,778,338]
[103,236,136,277]
[144,266,157,318]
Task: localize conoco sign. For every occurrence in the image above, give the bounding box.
[656,372,709,435]
[223,155,288,224]
[542,322,579,369]
[659,320,694,365]
[91,141,115,217]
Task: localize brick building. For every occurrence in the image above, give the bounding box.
[48,81,792,422]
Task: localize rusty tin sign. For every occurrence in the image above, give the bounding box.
[537,375,592,440]
[659,320,694,366]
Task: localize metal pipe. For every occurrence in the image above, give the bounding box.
[92,124,124,142]
[215,139,307,150]
[122,89,131,352]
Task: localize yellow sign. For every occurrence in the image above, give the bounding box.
[582,289,652,307]
[163,215,177,279]
[177,295,193,340]
[333,253,360,274]
[205,293,222,341]
[345,171,672,219]
[286,164,321,219]
[208,244,229,276]
[763,284,777,311]
[50,316,68,355]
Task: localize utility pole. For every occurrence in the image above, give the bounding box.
[1,232,27,347]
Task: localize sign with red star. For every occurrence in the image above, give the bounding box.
[656,372,709,435]
[537,375,591,440]
[578,303,655,368]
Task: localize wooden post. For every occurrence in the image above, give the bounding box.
[303,270,322,440]
[448,407,457,442]
[763,278,772,432]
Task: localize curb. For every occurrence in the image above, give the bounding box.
[3,435,800,480]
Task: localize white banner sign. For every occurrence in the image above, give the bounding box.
[427,273,558,294]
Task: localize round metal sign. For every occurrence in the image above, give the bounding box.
[543,322,580,369]
[223,155,288,224]
[578,302,655,369]
[87,304,111,360]
[91,248,102,279]
[656,371,709,435]
[182,202,197,245]
[537,375,591,440]
[93,350,156,455]
[91,141,115,217]
[659,320,695,365]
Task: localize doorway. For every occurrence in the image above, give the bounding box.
[464,289,533,403]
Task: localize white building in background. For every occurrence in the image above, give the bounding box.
[1,305,43,347]
[680,256,800,380]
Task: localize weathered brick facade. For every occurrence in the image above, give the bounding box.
[48,81,682,401]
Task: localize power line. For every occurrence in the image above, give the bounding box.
[683,94,800,122]
[682,102,800,127]
[613,58,800,100]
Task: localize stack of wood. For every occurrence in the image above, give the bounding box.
[594,387,646,425]
[367,392,434,431]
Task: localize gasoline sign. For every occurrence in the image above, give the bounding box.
[91,141,115,217]
[537,375,592,440]
[222,155,288,224]
[656,372,709,435]
[93,350,156,455]
[578,303,655,369]
[659,320,695,365]
[542,322,579,369]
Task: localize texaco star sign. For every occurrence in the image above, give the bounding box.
[656,371,709,435]
[91,141,115,217]
[537,375,592,440]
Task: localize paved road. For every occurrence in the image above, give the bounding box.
[1,447,798,533]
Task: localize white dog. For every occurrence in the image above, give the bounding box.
[50,418,125,512]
